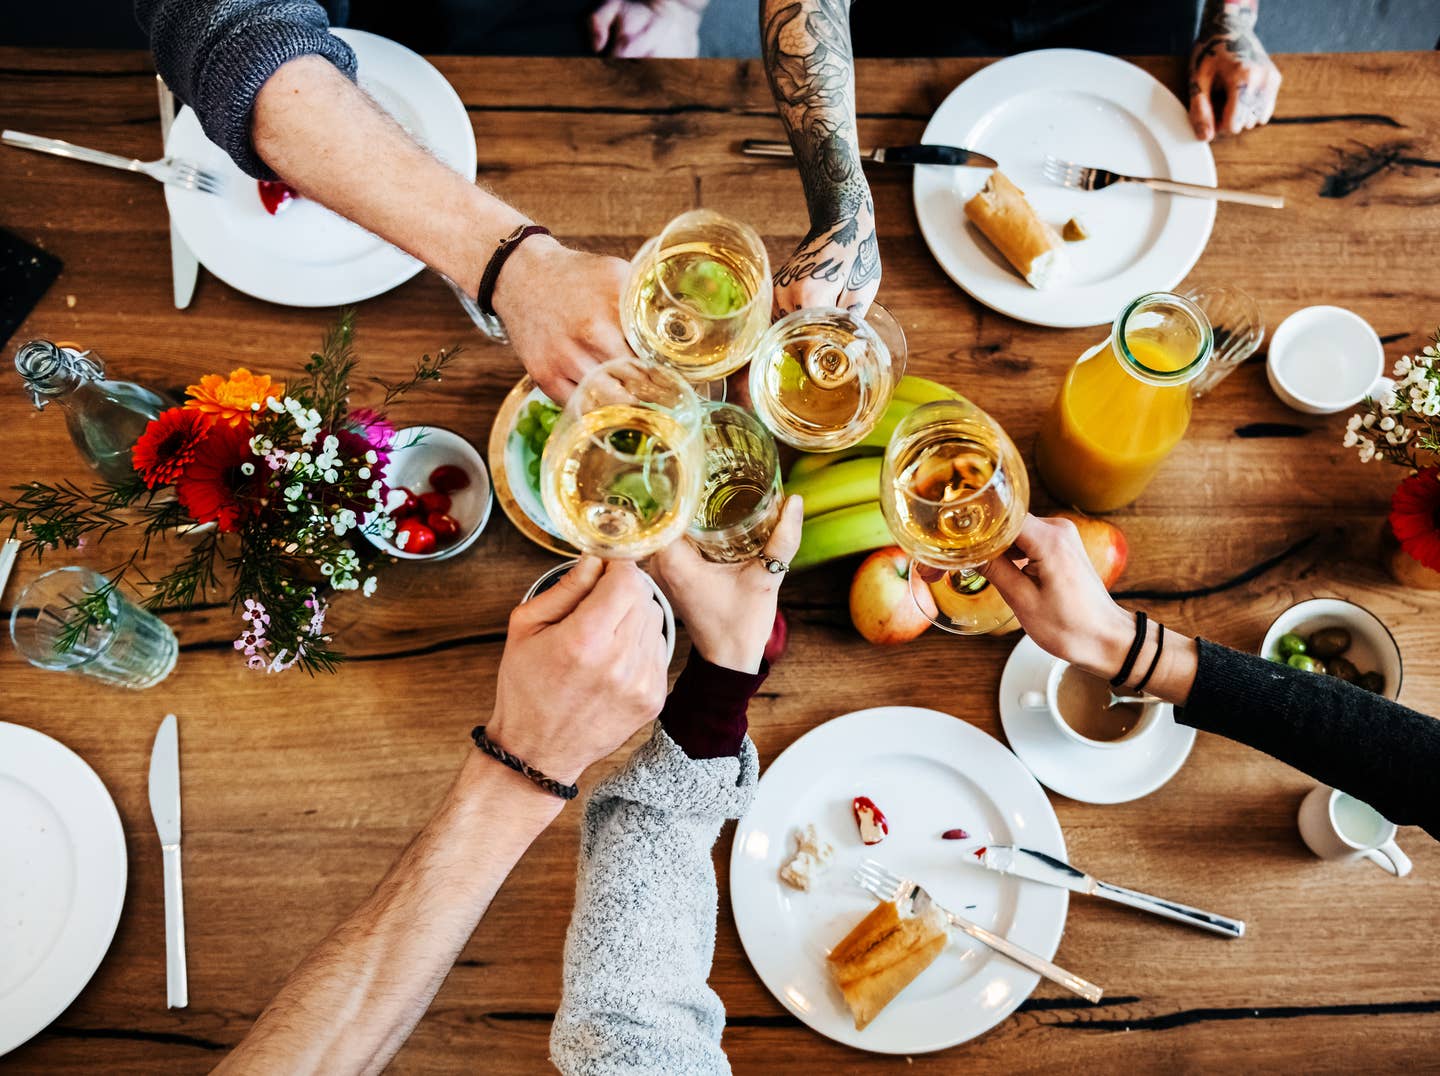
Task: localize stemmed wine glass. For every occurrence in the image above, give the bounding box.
[539,356,705,560]
[879,397,1029,635]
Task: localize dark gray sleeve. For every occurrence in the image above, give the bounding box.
[1178,638,1440,840]
[136,0,357,179]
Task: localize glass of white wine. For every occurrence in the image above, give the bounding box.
[879,398,1028,635]
[540,357,705,560]
[687,402,783,563]
[748,302,906,451]
[621,209,773,389]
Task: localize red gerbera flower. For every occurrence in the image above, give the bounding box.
[131,407,214,488]
[176,421,259,532]
[1390,467,1440,574]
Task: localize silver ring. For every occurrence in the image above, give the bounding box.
[760,555,789,575]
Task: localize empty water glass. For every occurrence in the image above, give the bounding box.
[1183,283,1265,398]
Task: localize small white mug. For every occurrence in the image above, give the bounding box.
[1297,785,1412,877]
[1021,658,1162,750]
[1266,305,1391,415]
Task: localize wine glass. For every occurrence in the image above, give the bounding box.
[687,401,783,563]
[620,209,772,392]
[539,357,705,560]
[748,302,906,451]
[879,398,1028,635]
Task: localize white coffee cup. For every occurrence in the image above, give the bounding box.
[1297,784,1412,876]
[1266,305,1391,415]
[1021,658,1162,750]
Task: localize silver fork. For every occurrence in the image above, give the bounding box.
[2,129,225,195]
[856,859,1103,1004]
[1042,155,1283,210]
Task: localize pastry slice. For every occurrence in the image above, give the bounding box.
[827,899,949,1030]
[964,171,1065,289]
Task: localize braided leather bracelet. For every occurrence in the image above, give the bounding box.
[471,725,578,801]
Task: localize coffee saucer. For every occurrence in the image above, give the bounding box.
[998,636,1195,804]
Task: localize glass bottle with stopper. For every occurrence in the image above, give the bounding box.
[15,340,175,485]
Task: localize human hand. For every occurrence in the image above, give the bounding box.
[491,237,633,403]
[1189,2,1281,141]
[590,0,704,58]
[488,557,669,784]
[979,514,1136,680]
[773,207,880,317]
[648,495,804,673]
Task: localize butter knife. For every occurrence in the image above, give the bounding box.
[979,845,1245,939]
[741,138,997,169]
[156,77,199,309]
[149,713,189,1007]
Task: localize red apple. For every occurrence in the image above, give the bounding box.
[764,608,789,664]
[1048,510,1128,589]
[849,547,934,645]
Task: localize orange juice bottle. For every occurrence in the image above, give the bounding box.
[1036,293,1212,513]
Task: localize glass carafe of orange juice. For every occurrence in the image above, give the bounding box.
[1036,292,1212,513]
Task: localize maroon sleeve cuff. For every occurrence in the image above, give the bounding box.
[658,652,769,760]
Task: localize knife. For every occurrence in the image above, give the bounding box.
[149,713,189,1008]
[156,76,199,309]
[741,138,997,169]
[978,845,1245,939]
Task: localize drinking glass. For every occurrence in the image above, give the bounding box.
[748,301,907,451]
[1182,283,1264,398]
[880,398,1029,635]
[10,566,178,688]
[540,356,705,559]
[621,209,773,390]
[688,402,783,563]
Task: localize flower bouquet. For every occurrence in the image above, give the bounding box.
[1344,327,1440,587]
[1,312,457,672]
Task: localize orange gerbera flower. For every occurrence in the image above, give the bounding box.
[184,368,284,427]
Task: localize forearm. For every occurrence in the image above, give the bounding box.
[217,752,562,1075]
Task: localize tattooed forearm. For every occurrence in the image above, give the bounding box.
[1196,0,1263,66]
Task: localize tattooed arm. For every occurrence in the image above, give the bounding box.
[760,0,879,315]
[1189,0,1282,141]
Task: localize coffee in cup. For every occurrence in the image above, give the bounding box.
[1055,666,1143,743]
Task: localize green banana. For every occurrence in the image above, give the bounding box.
[786,456,883,518]
[859,397,921,449]
[792,501,894,571]
[786,445,881,484]
[893,375,962,404]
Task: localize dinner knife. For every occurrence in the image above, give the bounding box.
[978,845,1245,939]
[741,138,997,169]
[156,76,199,309]
[149,713,189,1008]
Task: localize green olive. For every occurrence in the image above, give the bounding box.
[1287,654,1326,675]
[1357,671,1386,696]
[1328,656,1360,683]
[1276,632,1308,659]
[1308,627,1353,659]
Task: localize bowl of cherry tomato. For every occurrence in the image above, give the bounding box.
[367,425,493,561]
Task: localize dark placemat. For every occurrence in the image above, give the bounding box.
[0,229,63,352]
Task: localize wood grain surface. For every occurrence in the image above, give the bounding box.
[1,49,1438,1073]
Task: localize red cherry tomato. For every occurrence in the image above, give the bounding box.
[390,487,422,518]
[257,179,297,215]
[394,518,436,555]
[429,464,471,493]
[419,490,451,515]
[427,512,462,543]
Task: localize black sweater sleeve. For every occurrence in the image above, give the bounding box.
[135,0,357,179]
[1177,638,1440,840]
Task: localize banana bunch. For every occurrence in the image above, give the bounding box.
[788,376,961,571]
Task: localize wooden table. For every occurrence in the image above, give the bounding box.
[2,49,1438,1073]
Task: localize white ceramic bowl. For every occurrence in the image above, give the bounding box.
[1265,306,1387,415]
[366,425,493,561]
[1259,598,1402,701]
[524,560,676,663]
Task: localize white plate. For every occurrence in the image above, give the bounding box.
[0,723,127,1056]
[913,49,1216,328]
[163,29,478,307]
[730,706,1067,1055]
[999,636,1195,804]
[502,384,566,541]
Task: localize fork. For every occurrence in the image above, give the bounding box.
[2,129,224,195]
[856,859,1103,1003]
[1042,155,1283,210]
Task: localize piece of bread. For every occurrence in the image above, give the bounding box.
[779,824,834,891]
[827,900,949,1030]
[964,171,1065,289]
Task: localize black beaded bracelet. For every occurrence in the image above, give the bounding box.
[1133,622,1166,695]
[1110,611,1148,688]
[471,726,578,801]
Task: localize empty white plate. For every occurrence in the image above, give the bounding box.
[0,722,127,1056]
[730,706,1068,1054]
[913,49,1216,328]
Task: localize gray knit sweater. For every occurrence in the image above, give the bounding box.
[551,728,758,1076]
[136,0,355,178]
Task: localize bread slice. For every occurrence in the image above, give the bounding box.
[964,171,1065,289]
[827,900,949,1030]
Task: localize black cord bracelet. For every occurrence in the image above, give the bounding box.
[1111,611,1148,688]
[471,726,578,801]
[1133,622,1166,695]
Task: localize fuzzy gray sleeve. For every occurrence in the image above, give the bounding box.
[135,0,357,178]
[550,727,758,1076]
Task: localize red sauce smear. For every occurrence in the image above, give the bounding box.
[258,180,298,216]
[852,796,889,844]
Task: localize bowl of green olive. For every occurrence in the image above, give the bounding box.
[1260,598,1402,700]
